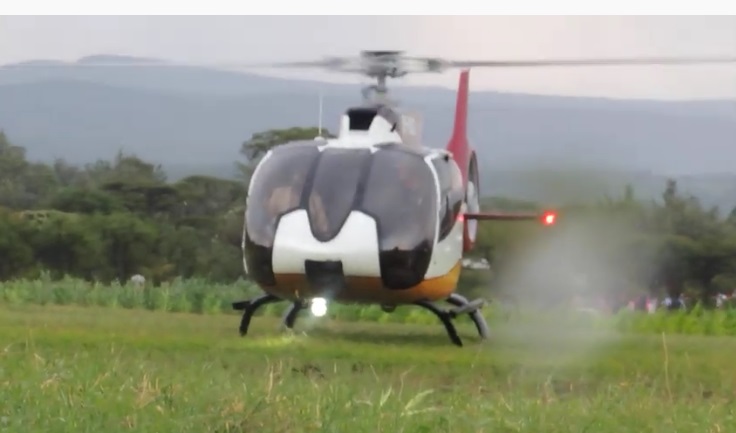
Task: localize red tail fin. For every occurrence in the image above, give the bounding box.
[446,70,470,183]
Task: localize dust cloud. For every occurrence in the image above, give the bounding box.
[482,164,654,366]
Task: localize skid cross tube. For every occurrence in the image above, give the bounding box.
[447,293,490,339]
[413,294,490,347]
[232,294,282,336]
[282,300,307,329]
[414,300,464,346]
[232,295,311,335]
[233,292,489,347]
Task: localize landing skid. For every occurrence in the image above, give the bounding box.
[232,294,281,336]
[232,294,307,336]
[414,293,490,347]
[231,292,490,347]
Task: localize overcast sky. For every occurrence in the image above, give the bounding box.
[1,15,735,100]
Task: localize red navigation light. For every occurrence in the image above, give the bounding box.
[541,211,557,226]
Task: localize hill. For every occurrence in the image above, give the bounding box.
[1,54,735,209]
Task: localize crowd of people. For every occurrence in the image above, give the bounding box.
[570,291,736,315]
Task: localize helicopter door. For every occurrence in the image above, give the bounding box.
[431,156,465,242]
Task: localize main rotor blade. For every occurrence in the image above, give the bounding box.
[448,56,736,68]
[0,60,361,75]
[4,54,734,72]
[0,60,270,70]
[259,58,349,68]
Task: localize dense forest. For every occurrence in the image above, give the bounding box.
[2,127,736,308]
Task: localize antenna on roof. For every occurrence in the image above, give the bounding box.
[314,88,326,141]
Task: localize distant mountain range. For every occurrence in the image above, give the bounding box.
[1,54,735,210]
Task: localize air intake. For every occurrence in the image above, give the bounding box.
[346,107,379,131]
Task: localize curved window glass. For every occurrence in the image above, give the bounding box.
[243,143,320,285]
[308,148,371,242]
[242,142,439,290]
[432,156,465,241]
[361,148,437,289]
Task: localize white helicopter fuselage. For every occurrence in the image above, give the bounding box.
[241,104,469,305]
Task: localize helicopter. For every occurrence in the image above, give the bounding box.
[4,50,735,346]
[231,50,736,346]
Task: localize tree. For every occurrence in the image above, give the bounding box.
[173,175,244,219]
[235,126,335,184]
[0,131,59,209]
[45,188,126,214]
[101,182,179,217]
[84,151,167,187]
[4,126,736,304]
[29,213,107,280]
[0,211,36,279]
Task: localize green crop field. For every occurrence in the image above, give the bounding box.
[1,291,735,432]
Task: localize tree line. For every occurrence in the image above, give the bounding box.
[0,127,330,285]
[2,128,736,307]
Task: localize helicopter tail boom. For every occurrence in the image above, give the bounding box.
[464,210,557,226]
[446,69,471,184]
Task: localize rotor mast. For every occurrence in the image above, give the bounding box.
[287,49,736,106]
[358,50,411,105]
[361,74,390,104]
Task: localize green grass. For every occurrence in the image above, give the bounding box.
[0,304,735,432]
[4,276,736,336]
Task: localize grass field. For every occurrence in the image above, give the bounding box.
[4,276,736,336]
[1,304,735,432]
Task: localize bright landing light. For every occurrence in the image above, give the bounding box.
[310,298,328,317]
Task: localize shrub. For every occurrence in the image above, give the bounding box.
[2,276,736,336]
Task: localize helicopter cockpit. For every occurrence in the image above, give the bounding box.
[243,141,443,290]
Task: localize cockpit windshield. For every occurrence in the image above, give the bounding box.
[307,148,371,242]
[244,142,438,289]
[361,147,437,250]
[244,143,320,248]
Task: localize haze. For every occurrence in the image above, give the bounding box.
[2,15,735,100]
